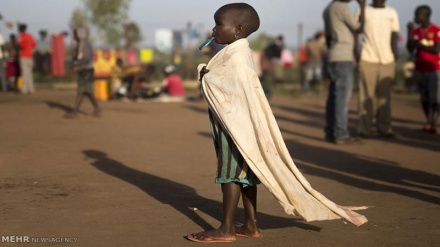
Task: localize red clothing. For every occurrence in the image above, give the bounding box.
[412,23,440,72]
[164,74,185,96]
[299,45,308,63]
[18,32,36,58]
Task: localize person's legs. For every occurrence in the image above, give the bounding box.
[273,59,284,86]
[21,58,35,94]
[83,69,101,116]
[426,71,440,133]
[220,183,242,233]
[358,61,378,136]
[237,185,262,237]
[333,61,354,140]
[304,62,313,91]
[376,62,395,136]
[73,93,84,112]
[28,59,35,93]
[0,59,6,92]
[19,58,28,94]
[86,93,101,116]
[187,182,240,242]
[324,62,336,141]
[65,70,86,118]
[415,72,431,127]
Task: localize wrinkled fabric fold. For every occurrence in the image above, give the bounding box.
[199,38,368,226]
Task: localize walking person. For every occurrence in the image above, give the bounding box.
[18,23,36,94]
[323,0,366,144]
[407,5,440,134]
[65,26,101,118]
[357,0,399,138]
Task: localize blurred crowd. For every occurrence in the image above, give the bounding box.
[0,0,438,135]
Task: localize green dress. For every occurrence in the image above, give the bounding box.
[209,110,260,187]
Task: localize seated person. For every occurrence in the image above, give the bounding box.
[110,58,124,99]
[122,64,155,100]
[153,65,186,102]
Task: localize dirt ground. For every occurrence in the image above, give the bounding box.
[0,88,439,247]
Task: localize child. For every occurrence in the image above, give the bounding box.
[187,2,367,243]
[65,27,101,118]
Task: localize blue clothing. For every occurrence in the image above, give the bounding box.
[325,61,354,140]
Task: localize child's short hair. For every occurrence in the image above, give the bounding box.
[218,3,260,37]
[18,23,27,32]
[416,5,432,17]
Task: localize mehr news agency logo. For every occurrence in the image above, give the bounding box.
[2,235,78,243]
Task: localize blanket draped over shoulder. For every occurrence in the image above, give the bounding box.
[198,38,368,226]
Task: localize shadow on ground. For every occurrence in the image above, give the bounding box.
[274,103,440,152]
[284,139,440,205]
[83,150,321,232]
[45,100,87,115]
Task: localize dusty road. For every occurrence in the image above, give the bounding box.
[0,90,439,247]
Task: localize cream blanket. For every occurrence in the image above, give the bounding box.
[198,39,368,226]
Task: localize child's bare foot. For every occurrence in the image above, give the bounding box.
[235,226,263,238]
[187,229,236,243]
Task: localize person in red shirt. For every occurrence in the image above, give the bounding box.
[162,65,185,97]
[18,24,36,94]
[407,5,440,134]
[152,65,186,103]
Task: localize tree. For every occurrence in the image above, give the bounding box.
[70,7,88,28]
[249,33,273,51]
[83,0,131,48]
[124,22,142,49]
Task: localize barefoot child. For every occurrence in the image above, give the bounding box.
[65,26,101,118]
[187,2,368,243]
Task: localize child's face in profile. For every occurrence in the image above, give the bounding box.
[414,9,429,25]
[212,8,236,45]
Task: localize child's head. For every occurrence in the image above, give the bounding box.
[73,26,89,42]
[18,23,27,33]
[163,65,175,76]
[414,5,431,25]
[212,3,260,45]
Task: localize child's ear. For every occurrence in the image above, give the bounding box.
[235,24,243,35]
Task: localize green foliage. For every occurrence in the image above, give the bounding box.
[249,33,274,51]
[124,22,143,49]
[83,0,131,48]
[70,7,88,28]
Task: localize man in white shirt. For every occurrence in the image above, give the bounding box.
[357,0,399,138]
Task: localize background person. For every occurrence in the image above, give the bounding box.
[4,34,20,91]
[323,0,366,144]
[18,23,36,94]
[407,5,440,134]
[356,0,399,138]
[65,27,101,118]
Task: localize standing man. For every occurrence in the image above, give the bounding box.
[407,5,440,134]
[357,0,399,138]
[323,0,365,144]
[264,35,285,87]
[305,33,327,93]
[18,23,36,94]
